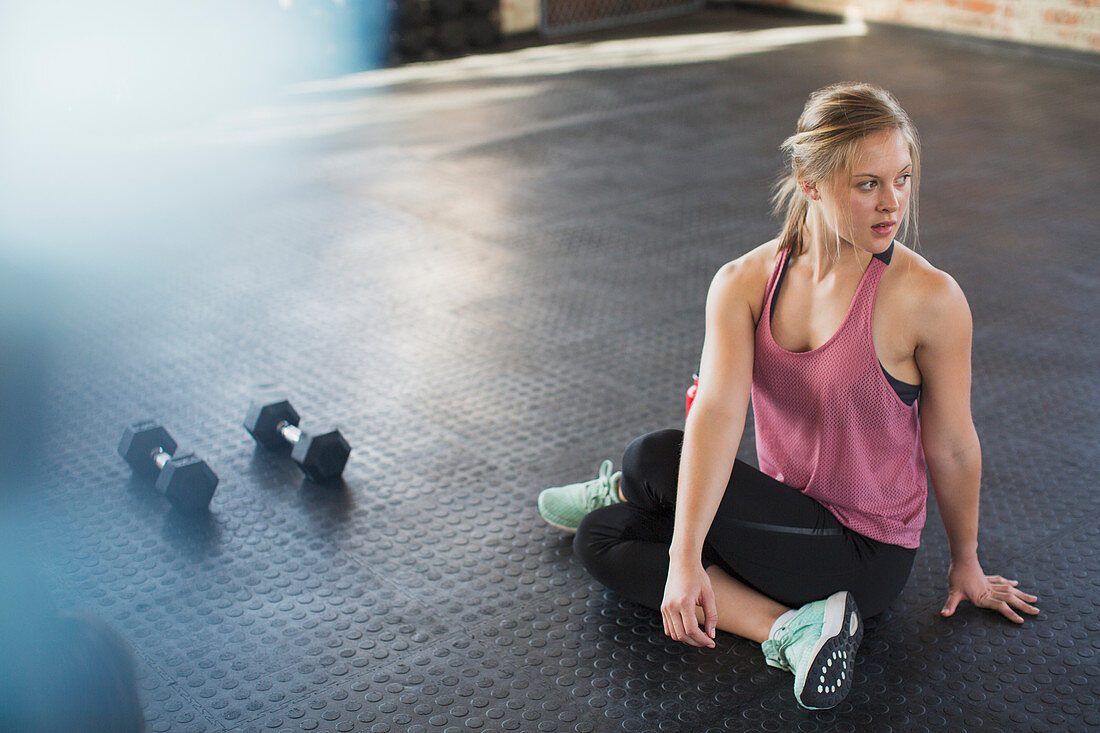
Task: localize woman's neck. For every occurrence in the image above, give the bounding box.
[799,209,873,280]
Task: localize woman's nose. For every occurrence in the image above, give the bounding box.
[879,187,898,212]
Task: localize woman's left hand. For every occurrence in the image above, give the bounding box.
[941,559,1039,623]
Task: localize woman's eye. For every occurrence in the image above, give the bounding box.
[858,181,875,191]
[898,174,912,185]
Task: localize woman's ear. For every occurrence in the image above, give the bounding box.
[800,180,819,201]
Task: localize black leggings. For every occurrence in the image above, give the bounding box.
[574,429,915,618]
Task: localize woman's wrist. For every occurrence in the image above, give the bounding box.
[669,541,703,564]
[948,543,980,566]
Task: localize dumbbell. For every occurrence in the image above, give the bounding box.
[117,421,219,513]
[243,398,350,483]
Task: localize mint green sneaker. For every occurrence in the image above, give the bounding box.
[537,460,622,533]
[761,591,863,710]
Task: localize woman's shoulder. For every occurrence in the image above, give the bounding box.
[884,243,971,328]
[713,239,782,287]
[709,239,784,321]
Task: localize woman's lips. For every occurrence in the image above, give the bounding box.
[871,222,895,237]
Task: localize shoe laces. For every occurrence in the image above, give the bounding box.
[771,614,820,665]
[583,460,621,510]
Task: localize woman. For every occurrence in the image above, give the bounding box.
[537,82,1039,710]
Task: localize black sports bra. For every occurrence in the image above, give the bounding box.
[770,243,922,407]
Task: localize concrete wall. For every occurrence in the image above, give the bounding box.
[737,0,1099,53]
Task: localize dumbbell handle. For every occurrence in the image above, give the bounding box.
[152,448,172,471]
[277,421,303,447]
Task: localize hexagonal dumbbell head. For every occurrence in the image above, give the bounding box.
[155,453,219,513]
[118,421,178,482]
[290,429,351,483]
[244,399,300,450]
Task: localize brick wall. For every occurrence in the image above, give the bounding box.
[739,0,1100,53]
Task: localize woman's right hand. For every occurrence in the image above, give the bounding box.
[661,556,718,648]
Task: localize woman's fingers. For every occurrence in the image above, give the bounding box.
[662,600,714,647]
[680,608,714,648]
[672,606,700,646]
[663,604,684,641]
[1005,588,1040,616]
[701,590,719,641]
[663,607,682,641]
[943,569,1040,623]
[941,589,964,616]
[661,563,718,647]
[976,582,1040,623]
[988,597,1024,623]
[988,578,1040,615]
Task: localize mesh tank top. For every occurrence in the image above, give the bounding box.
[751,244,927,548]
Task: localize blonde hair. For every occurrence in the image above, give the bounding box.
[773,82,921,254]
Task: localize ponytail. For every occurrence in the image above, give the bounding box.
[772,172,809,254]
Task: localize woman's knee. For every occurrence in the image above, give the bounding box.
[621,429,682,505]
[623,429,683,473]
[573,503,641,577]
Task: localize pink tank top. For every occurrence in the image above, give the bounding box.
[751,245,927,548]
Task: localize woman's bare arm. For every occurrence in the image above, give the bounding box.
[915,270,1039,623]
[662,248,765,647]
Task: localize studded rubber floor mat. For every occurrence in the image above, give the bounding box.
[3,6,1098,732]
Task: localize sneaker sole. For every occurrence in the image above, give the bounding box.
[795,591,863,710]
[536,494,579,534]
[539,515,578,534]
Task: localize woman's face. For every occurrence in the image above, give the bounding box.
[817,127,913,255]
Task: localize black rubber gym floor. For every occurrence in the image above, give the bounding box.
[3,5,1099,731]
